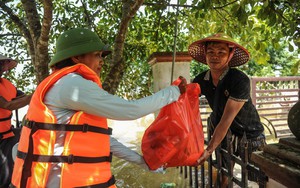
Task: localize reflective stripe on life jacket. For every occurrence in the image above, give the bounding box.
[0,78,17,139]
[11,64,116,188]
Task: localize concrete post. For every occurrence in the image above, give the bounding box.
[148,52,192,92]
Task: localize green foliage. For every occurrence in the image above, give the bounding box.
[106,0,191,98]
[0,0,299,98]
[0,1,34,91]
[244,40,299,76]
[190,60,208,79]
[177,0,300,78]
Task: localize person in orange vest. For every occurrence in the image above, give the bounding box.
[11,28,186,188]
[0,54,32,188]
[189,34,265,187]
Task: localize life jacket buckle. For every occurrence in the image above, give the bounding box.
[25,120,35,129]
[82,124,89,133]
[67,154,74,164]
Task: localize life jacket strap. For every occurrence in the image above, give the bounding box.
[23,120,112,135]
[75,176,116,188]
[17,151,112,164]
[11,176,116,188]
[0,113,12,122]
[0,127,13,140]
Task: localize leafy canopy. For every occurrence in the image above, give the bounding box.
[0,0,299,98]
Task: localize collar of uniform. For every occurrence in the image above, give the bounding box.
[204,67,230,81]
[204,70,210,81]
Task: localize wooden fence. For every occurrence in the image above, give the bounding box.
[250,76,300,138]
[200,76,300,139]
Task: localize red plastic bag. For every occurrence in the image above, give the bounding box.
[142,80,204,170]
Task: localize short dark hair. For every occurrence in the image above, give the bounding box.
[205,41,234,52]
[0,61,4,72]
[52,58,75,69]
[0,60,5,76]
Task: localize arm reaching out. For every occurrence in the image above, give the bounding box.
[197,99,245,165]
[0,94,32,111]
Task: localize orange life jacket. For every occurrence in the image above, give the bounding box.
[0,78,17,139]
[11,64,116,188]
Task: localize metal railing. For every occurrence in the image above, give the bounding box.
[179,126,267,188]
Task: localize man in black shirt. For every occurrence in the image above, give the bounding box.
[188,33,265,187]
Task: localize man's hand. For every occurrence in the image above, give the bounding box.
[178,76,187,94]
[197,149,211,166]
[150,166,166,174]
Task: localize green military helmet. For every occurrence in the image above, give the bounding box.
[49,28,111,67]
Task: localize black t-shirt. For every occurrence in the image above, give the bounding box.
[193,68,264,138]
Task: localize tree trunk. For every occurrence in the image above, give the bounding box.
[102,0,144,94]
[1,0,52,84]
[22,0,52,83]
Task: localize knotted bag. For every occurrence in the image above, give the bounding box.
[142,80,204,170]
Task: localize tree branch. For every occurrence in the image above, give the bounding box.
[214,8,230,25]
[102,1,118,23]
[142,2,194,8]
[33,0,53,82]
[80,0,94,28]
[283,1,293,7]
[103,0,144,94]
[81,1,108,44]
[269,4,289,23]
[115,0,144,56]
[0,33,22,38]
[21,0,41,43]
[143,0,239,9]
[155,9,162,42]
[213,0,239,9]
[0,1,32,45]
[39,0,52,48]
[113,0,144,61]
[131,0,145,14]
